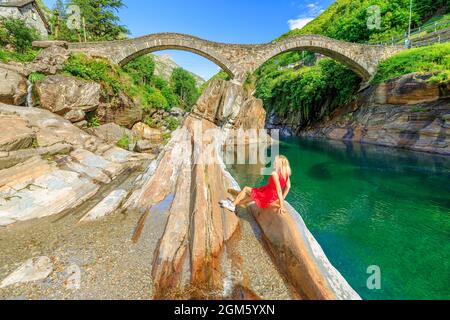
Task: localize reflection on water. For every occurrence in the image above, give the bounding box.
[228,137,450,300]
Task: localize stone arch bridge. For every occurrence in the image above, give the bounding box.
[37,33,404,84]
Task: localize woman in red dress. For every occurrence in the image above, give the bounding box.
[221,155,292,213]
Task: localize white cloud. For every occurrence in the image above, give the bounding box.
[288,17,314,30]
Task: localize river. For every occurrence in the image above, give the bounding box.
[227,137,450,300]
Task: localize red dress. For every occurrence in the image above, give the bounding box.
[251,172,289,209]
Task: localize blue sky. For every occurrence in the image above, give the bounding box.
[43,0,333,79]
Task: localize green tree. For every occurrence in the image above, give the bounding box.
[54,0,66,17]
[123,55,155,85]
[170,67,199,109]
[55,0,129,41]
[71,0,129,41]
[152,76,179,107]
[0,18,39,53]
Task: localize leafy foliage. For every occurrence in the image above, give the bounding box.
[63,52,199,117]
[142,86,169,111]
[122,55,155,85]
[253,0,448,129]
[51,0,129,41]
[165,116,180,131]
[63,53,121,93]
[255,58,360,128]
[28,72,47,84]
[373,42,450,83]
[279,0,449,44]
[152,76,179,107]
[86,111,100,128]
[170,67,199,109]
[0,48,40,63]
[0,18,39,53]
[116,134,130,149]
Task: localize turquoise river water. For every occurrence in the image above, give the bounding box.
[227,137,450,300]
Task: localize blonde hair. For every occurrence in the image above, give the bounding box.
[275,155,292,179]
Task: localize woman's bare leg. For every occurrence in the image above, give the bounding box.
[234,187,253,207]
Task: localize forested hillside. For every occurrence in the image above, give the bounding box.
[255,0,449,130]
[280,0,449,43]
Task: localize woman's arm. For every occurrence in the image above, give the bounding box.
[272,172,285,210]
[283,177,291,200]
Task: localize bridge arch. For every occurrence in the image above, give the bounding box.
[251,35,398,81]
[68,33,239,80]
[51,33,403,84]
[117,44,235,79]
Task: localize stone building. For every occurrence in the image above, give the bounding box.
[0,0,50,38]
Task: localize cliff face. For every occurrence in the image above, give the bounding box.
[270,73,450,155]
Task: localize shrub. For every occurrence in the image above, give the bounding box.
[123,55,155,85]
[144,116,158,128]
[0,18,39,53]
[255,57,360,127]
[86,112,100,128]
[63,53,121,94]
[28,72,46,84]
[153,76,179,107]
[143,87,169,111]
[117,134,130,149]
[165,116,180,131]
[0,48,40,63]
[170,67,199,109]
[373,43,450,83]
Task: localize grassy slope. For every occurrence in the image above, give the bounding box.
[373,42,450,83]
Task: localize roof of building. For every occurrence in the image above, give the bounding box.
[0,0,50,33]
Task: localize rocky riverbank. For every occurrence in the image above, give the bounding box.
[0,76,359,300]
[268,73,450,155]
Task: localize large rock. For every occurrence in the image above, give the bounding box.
[215,80,246,124]
[248,203,360,300]
[0,115,36,152]
[233,98,266,130]
[64,109,86,123]
[26,46,70,75]
[0,143,72,170]
[0,67,28,106]
[94,123,133,144]
[79,189,128,223]
[127,116,240,297]
[0,103,97,149]
[0,169,100,226]
[0,257,53,288]
[132,122,163,143]
[134,139,155,153]
[193,79,247,125]
[58,154,112,184]
[0,156,55,194]
[34,74,101,117]
[95,91,143,128]
[69,149,125,180]
[374,73,441,105]
[304,100,450,155]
